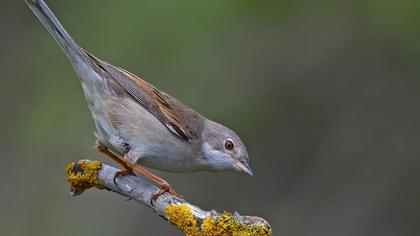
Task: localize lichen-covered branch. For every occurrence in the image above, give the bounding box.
[64,160,272,236]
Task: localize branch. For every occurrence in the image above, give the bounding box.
[64,160,272,236]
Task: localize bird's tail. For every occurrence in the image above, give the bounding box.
[25,0,87,65]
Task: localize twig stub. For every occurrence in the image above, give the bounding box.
[64,160,103,195]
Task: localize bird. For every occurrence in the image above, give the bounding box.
[26,0,253,202]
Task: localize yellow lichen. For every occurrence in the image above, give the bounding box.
[164,204,272,236]
[64,160,103,195]
[165,204,198,235]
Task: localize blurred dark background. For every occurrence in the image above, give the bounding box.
[1,0,420,235]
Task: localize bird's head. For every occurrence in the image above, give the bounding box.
[200,120,252,176]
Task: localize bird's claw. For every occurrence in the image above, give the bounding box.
[113,169,135,184]
[151,183,184,206]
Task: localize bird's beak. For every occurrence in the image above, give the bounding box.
[234,161,254,176]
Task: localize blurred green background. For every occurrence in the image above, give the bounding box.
[1,0,420,235]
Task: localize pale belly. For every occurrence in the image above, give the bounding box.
[91,97,202,173]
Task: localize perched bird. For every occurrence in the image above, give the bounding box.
[26,0,252,201]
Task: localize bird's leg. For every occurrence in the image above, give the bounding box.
[95,141,183,203]
[123,152,184,204]
[94,140,135,183]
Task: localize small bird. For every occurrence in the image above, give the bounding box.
[26,0,252,201]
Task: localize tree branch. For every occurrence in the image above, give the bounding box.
[64,160,272,236]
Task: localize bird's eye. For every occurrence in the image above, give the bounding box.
[224,140,234,150]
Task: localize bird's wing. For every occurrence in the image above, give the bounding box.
[84,51,203,142]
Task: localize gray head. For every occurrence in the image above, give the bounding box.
[200,120,253,176]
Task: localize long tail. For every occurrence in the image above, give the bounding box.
[25,0,87,65]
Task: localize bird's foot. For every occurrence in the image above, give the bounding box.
[113,168,135,184]
[151,182,184,206]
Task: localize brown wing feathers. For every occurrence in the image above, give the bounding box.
[110,66,193,141]
[83,51,195,141]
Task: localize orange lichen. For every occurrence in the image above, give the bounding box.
[164,204,272,236]
[64,160,103,195]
